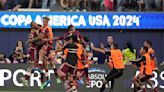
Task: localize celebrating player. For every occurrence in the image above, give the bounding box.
[144,40,159,71]
[130,46,159,92]
[21,21,42,87]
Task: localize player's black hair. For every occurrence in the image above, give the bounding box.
[112,43,119,49]
[142,46,148,53]
[70,35,78,42]
[68,25,74,30]
[107,35,113,37]
[30,21,42,28]
[126,42,134,53]
[145,40,152,46]
[30,21,35,28]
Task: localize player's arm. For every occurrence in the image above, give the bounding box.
[90,43,105,54]
[54,44,69,53]
[44,37,59,41]
[151,51,158,68]
[130,56,146,66]
[28,36,42,43]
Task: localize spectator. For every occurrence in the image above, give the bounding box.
[29,0,42,8]
[144,0,162,11]
[60,0,69,10]
[12,0,29,11]
[80,0,87,11]
[122,42,136,64]
[3,0,19,10]
[105,35,114,50]
[12,0,42,11]
[69,0,81,11]
[117,0,127,11]
[91,0,101,11]
[103,0,114,11]
[137,0,144,11]
[155,0,162,11]
[0,53,11,63]
[144,0,153,11]
[42,0,56,9]
[0,0,5,10]
[127,0,138,11]
[96,43,106,64]
[11,40,29,63]
[163,0,164,11]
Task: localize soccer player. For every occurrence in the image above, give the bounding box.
[91,43,124,92]
[57,25,86,45]
[130,46,159,92]
[75,47,92,85]
[21,21,42,87]
[34,16,54,89]
[144,40,159,71]
[56,35,83,81]
[144,40,160,91]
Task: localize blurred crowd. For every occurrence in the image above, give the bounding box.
[0,0,164,11]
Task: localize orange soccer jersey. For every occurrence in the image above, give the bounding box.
[76,43,84,70]
[108,49,125,69]
[140,53,152,75]
[148,48,156,70]
[41,25,53,44]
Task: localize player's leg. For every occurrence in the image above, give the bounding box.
[137,74,150,92]
[133,76,140,92]
[76,69,85,85]
[38,47,45,66]
[48,52,61,83]
[21,48,37,87]
[40,45,53,89]
[21,65,34,87]
[84,66,90,85]
[146,78,159,92]
[40,57,51,90]
[100,69,123,92]
[57,63,70,81]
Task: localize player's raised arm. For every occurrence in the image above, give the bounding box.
[90,43,105,54]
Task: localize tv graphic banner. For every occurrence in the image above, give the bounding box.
[0,12,164,29]
[0,64,163,91]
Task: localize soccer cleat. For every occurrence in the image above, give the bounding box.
[77,79,84,85]
[40,80,51,90]
[56,77,61,84]
[20,77,29,87]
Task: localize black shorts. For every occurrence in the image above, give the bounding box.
[105,69,123,81]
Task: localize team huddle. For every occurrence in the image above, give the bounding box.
[20,17,160,92]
